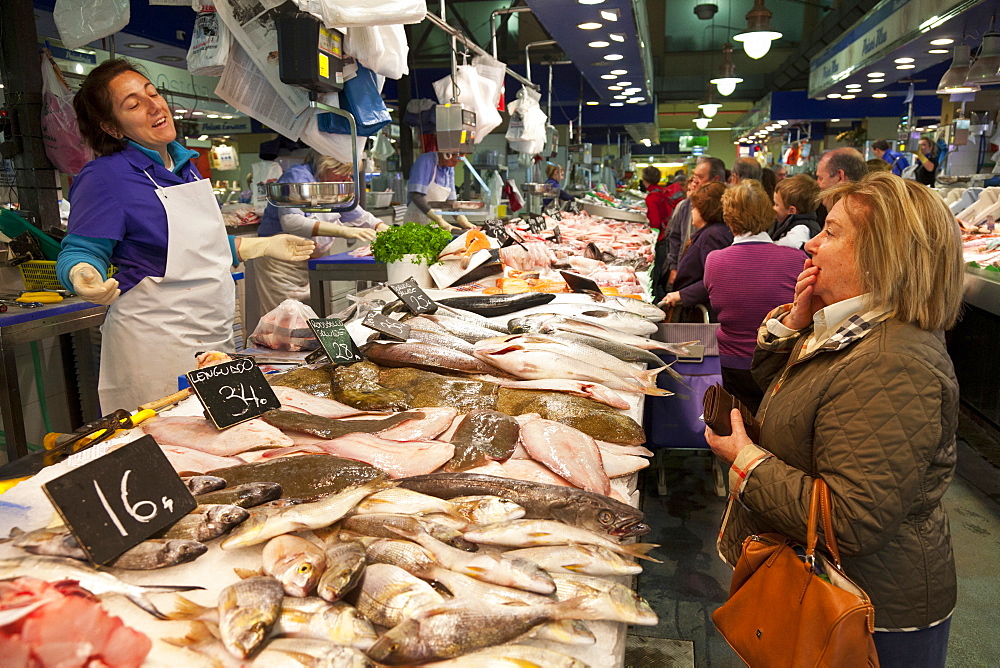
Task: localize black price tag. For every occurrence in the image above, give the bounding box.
[482,219,507,239]
[543,205,562,220]
[187,358,281,429]
[389,277,438,314]
[308,318,363,365]
[560,270,603,294]
[548,225,562,244]
[565,200,582,214]
[42,435,197,565]
[362,312,411,341]
[527,216,546,233]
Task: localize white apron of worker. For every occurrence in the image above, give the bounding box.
[405,178,453,225]
[98,173,236,412]
[253,227,345,315]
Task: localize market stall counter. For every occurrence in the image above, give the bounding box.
[950,265,1000,441]
[308,251,387,316]
[0,298,106,460]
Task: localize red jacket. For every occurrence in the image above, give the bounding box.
[646,183,684,241]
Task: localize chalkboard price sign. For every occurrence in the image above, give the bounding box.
[362,312,411,341]
[186,358,280,429]
[42,435,198,565]
[543,205,563,220]
[548,225,562,244]
[527,216,546,233]
[560,270,603,294]
[308,318,363,365]
[389,277,438,314]
[565,200,582,214]
[481,219,507,240]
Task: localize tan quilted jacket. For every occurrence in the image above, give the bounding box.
[719,309,958,630]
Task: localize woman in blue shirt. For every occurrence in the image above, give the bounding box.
[56,59,312,411]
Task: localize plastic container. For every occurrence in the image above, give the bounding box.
[366,191,393,208]
[19,260,115,291]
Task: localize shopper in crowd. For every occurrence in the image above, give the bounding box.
[867,158,892,173]
[759,167,777,202]
[770,173,821,249]
[728,157,762,184]
[774,165,788,181]
[542,163,575,208]
[661,156,726,294]
[406,150,475,231]
[56,58,313,411]
[708,172,963,667]
[871,139,910,176]
[705,179,805,412]
[254,151,387,313]
[814,147,866,224]
[914,135,940,186]
[648,167,687,289]
[658,181,731,320]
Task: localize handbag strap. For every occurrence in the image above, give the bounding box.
[805,478,842,570]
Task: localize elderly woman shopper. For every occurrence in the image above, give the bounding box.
[658,181,731,320]
[56,58,312,411]
[707,172,963,667]
[704,180,806,412]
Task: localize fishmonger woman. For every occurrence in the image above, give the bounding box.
[56,58,313,411]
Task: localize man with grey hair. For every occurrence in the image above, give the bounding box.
[729,156,763,184]
[814,147,866,224]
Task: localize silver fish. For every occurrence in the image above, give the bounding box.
[404,328,477,356]
[524,619,596,646]
[505,544,644,576]
[109,538,207,570]
[159,504,250,541]
[252,639,373,668]
[340,513,477,551]
[423,564,553,607]
[352,487,463,518]
[411,313,507,343]
[446,495,525,525]
[552,329,667,367]
[0,556,200,618]
[316,538,366,602]
[274,597,377,650]
[355,563,444,628]
[420,644,588,667]
[463,519,661,562]
[364,538,438,576]
[193,481,283,508]
[551,573,659,625]
[218,576,285,659]
[9,527,87,560]
[586,292,666,321]
[184,475,227,495]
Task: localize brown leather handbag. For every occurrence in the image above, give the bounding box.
[712,479,879,667]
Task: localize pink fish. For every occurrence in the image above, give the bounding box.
[519,418,610,496]
[272,385,380,418]
[159,444,244,475]
[263,434,454,479]
[376,407,458,441]
[142,416,293,456]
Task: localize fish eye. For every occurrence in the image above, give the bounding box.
[598,510,615,524]
[298,563,312,574]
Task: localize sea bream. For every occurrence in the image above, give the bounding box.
[316,538,367,602]
[355,563,445,628]
[260,534,327,597]
[156,503,250,542]
[505,544,644,576]
[463,519,661,562]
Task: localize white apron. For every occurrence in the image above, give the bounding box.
[98,174,236,412]
[405,178,452,225]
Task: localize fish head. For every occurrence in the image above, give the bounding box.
[228,618,270,659]
[365,619,429,664]
[165,539,208,564]
[207,504,251,526]
[244,482,283,504]
[550,497,649,538]
[317,555,366,601]
[275,554,325,598]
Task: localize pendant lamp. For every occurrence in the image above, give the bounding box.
[734,0,783,59]
[698,88,722,117]
[693,117,711,130]
[937,44,981,94]
[966,30,1000,86]
[710,43,744,96]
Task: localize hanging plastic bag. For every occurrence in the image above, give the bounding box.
[506,87,547,155]
[250,299,320,351]
[53,0,130,50]
[293,0,426,28]
[372,131,395,160]
[39,52,93,175]
[317,62,391,136]
[403,99,436,132]
[301,93,366,164]
[432,65,502,141]
[186,6,231,76]
[344,25,409,80]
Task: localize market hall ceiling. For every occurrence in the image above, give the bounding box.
[29,0,881,104]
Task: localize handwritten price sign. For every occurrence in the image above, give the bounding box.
[187,358,280,429]
[362,312,411,341]
[308,318,363,365]
[389,278,438,315]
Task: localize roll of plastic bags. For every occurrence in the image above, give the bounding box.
[432,65,502,142]
[53,0,130,50]
[39,52,93,175]
[345,25,409,80]
[294,0,427,28]
[506,87,547,155]
[186,6,231,76]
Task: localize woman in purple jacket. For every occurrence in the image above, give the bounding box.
[659,182,731,321]
[705,180,806,411]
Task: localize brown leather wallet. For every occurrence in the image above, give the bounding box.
[702,383,761,443]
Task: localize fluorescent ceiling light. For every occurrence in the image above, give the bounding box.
[222,115,234,119]
[605,53,624,60]
[777,120,789,125]
[894,57,915,63]
[896,64,915,69]
[578,22,602,30]
[157,55,183,62]
[826,93,842,98]
[125,42,152,49]
[930,38,954,46]
[578,0,605,4]
[173,115,183,119]
[589,41,610,48]
[868,72,885,77]
[919,15,947,32]
[873,93,887,98]
[191,111,205,116]
[869,78,885,83]
[614,94,627,99]
[197,134,209,141]
[928,48,949,54]
[610,102,624,106]
[609,33,626,42]
[641,138,651,146]
[841,94,856,99]
[610,69,628,75]
[586,101,599,105]
[600,74,617,79]
[75,63,84,74]
[600,9,620,21]
[608,85,623,90]
[627,97,643,103]
[617,81,632,86]
[206,114,219,118]
[830,118,840,122]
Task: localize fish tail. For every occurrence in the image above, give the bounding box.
[384,524,420,541]
[2,527,25,543]
[162,620,219,648]
[165,595,213,620]
[620,542,662,563]
[233,567,264,579]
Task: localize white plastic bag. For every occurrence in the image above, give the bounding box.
[210,145,239,171]
[187,6,231,76]
[432,65,502,142]
[39,52,93,175]
[506,87,547,155]
[300,93,366,164]
[53,0,129,50]
[252,160,284,216]
[294,0,426,28]
[250,299,320,351]
[344,25,409,80]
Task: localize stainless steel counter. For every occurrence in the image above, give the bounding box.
[963,265,1000,317]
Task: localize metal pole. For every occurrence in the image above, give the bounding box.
[524,39,557,84]
[441,0,458,104]
[490,6,532,59]
[424,12,539,91]
[547,64,553,119]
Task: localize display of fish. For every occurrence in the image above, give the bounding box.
[218,576,285,659]
[260,409,424,440]
[266,433,454,479]
[162,444,244,475]
[251,638,373,668]
[419,644,588,668]
[157,504,250,542]
[387,523,555,594]
[524,619,596,646]
[0,556,200,618]
[273,597,377,650]
[505,544,644,576]
[464,519,660,562]
[519,417,611,496]
[271,384,379,419]
[377,407,458,441]
[361,340,502,376]
[192,481,283,508]
[352,487,464,518]
[476,377,632,410]
[184,475,227,495]
[364,538,438,575]
[366,598,592,665]
[317,538,367,602]
[443,409,520,472]
[406,313,507,343]
[259,534,328,597]
[404,327,477,356]
[434,292,556,317]
[397,473,649,537]
[209,454,387,499]
[552,573,659,625]
[221,479,389,549]
[446,495,525,524]
[355,563,445,628]
[423,564,554,607]
[494,388,646,445]
[143,415,294,456]
[340,514,476,552]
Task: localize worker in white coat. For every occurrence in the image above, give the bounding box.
[254,152,387,313]
[55,58,313,411]
[406,150,476,230]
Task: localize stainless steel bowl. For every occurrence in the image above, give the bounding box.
[265,182,356,207]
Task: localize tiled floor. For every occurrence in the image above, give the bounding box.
[634,439,1000,667]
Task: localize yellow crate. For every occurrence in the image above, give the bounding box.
[18,260,115,292]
